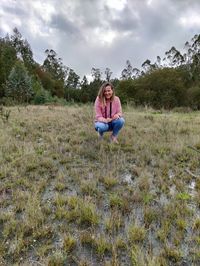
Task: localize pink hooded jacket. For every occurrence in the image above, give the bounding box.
[94,96,122,122]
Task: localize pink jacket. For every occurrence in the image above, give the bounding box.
[94,96,122,122]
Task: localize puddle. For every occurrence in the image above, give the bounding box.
[159,194,169,206]
[169,184,176,196]
[41,181,56,202]
[189,180,195,190]
[168,169,175,179]
[42,180,77,203]
[121,173,135,185]
[121,173,135,186]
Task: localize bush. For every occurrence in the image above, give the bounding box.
[33,88,51,104]
[4,61,33,103]
[172,106,193,113]
[186,86,200,109]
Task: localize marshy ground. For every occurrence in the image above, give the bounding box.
[0,104,200,265]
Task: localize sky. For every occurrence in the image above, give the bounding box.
[1,0,200,80]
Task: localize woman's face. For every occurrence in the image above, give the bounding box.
[104,85,113,100]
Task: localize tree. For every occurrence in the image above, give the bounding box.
[104,67,112,81]
[91,67,102,81]
[83,79,102,102]
[35,66,55,94]
[121,60,141,80]
[31,77,50,104]
[121,60,133,80]
[66,68,80,89]
[80,76,89,102]
[4,61,33,103]
[10,28,35,72]
[0,37,17,97]
[187,85,200,109]
[43,49,68,82]
[116,79,136,104]
[132,67,141,79]
[134,68,186,108]
[141,59,156,74]
[81,75,88,88]
[164,46,184,67]
[155,56,162,68]
[53,80,65,98]
[189,34,200,82]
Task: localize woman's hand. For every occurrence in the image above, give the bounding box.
[112,114,120,120]
[105,118,112,123]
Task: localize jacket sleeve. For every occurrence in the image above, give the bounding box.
[115,97,122,117]
[94,97,106,122]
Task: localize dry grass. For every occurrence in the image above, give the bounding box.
[0,104,200,265]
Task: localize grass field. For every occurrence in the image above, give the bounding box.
[0,104,200,265]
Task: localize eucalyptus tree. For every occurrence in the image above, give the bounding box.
[0,37,17,97]
[104,67,112,81]
[66,68,80,89]
[43,49,69,82]
[164,46,184,67]
[79,75,89,102]
[4,61,33,103]
[81,75,88,88]
[91,67,102,81]
[132,67,141,79]
[10,28,35,72]
[190,34,200,82]
[121,60,141,80]
[135,68,186,108]
[64,69,81,102]
[121,60,133,79]
[183,34,200,82]
[154,56,162,69]
[141,59,156,74]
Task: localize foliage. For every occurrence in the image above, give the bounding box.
[10,27,35,72]
[33,82,52,104]
[0,37,17,96]
[4,61,33,103]
[1,28,200,109]
[186,85,200,109]
[35,66,55,94]
[116,79,136,104]
[42,49,68,82]
[116,68,187,108]
[65,68,80,89]
[0,105,11,122]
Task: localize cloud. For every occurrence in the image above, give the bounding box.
[1,0,200,79]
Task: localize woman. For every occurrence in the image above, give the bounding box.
[94,82,125,143]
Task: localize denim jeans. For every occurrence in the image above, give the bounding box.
[95,117,125,137]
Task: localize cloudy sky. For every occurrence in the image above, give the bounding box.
[1,0,200,80]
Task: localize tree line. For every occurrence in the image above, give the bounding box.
[1,28,200,109]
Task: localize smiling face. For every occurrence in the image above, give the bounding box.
[103,85,113,100]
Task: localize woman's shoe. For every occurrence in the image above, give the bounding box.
[97,132,103,141]
[110,135,119,143]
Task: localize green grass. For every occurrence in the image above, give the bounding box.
[0,104,200,265]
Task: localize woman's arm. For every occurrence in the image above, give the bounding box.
[94,97,110,123]
[112,97,122,120]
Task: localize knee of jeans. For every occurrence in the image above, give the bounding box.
[118,117,125,126]
[95,126,101,133]
[95,123,108,133]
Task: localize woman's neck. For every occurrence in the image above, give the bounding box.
[105,98,111,102]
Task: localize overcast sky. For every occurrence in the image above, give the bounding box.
[1,0,200,80]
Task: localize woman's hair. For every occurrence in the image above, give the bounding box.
[98,82,115,106]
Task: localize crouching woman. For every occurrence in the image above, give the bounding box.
[94,82,125,143]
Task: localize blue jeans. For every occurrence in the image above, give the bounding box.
[95,117,125,137]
